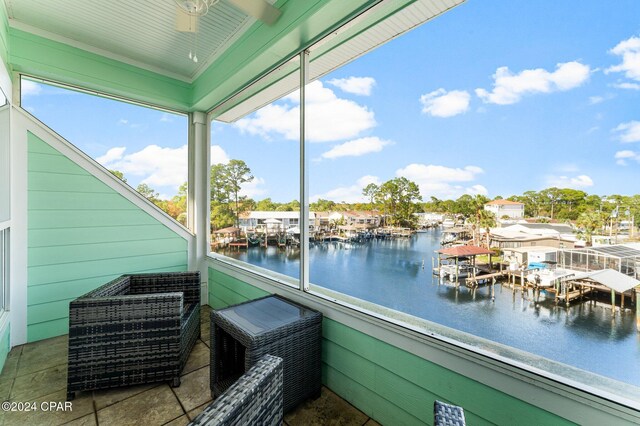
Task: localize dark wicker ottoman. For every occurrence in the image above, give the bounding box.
[211,294,322,413]
[67,271,201,400]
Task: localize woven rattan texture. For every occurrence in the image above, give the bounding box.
[67,272,201,400]
[434,400,466,426]
[210,295,322,413]
[190,354,283,426]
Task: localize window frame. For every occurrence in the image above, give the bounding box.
[204,9,640,418]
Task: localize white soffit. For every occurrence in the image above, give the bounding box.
[212,0,465,122]
[4,0,254,81]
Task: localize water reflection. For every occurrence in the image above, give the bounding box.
[220,229,640,386]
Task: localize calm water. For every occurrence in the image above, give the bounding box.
[221,228,640,387]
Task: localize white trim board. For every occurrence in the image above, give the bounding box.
[14,107,194,242]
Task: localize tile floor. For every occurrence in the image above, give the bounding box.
[0,306,381,426]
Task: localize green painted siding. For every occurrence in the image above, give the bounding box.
[9,29,191,111]
[0,3,8,68]
[208,267,574,426]
[27,132,188,342]
[0,323,9,374]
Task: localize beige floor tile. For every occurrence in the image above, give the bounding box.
[10,364,67,401]
[200,306,211,324]
[285,386,368,426]
[17,336,68,377]
[2,388,93,426]
[200,321,210,344]
[186,400,213,421]
[1,350,20,379]
[163,414,190,426]
[182,341,210,375]
[63,413,97,426]
[92,382,160,411]
[0,378,13,401]
[172,366,211,413]
[97,385,184,426]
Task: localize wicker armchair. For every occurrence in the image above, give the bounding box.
[66,271,201,400]
[189,354,283,426]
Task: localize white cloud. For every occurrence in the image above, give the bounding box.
[606,36,640,82]
[239,177,267,199]
[311,175,380,203]
[99,144,188,190]
[321,137,392,159]
[614,150,639,165]
[420,89,471,117]
[211,145,230,165]
[466,185,489,196]
[235,80,376,142]
[96,146,126,164]
[613,121,640,143]
[160,113,173,122]
[397,164,483,182]
[21,80,43,97]
[476,61,591,105]
[327,77,376,96]
[589,96,604,104]
[546,174,594,189]
[395,164,485,199]
[612,82,640,90]
[118,119,129,125]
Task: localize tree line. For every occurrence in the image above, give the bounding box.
[111,161,640,240]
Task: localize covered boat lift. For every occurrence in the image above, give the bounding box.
[558,269,640,320]
[435,245,493,283]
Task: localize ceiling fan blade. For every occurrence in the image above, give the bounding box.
[227,0,281,25]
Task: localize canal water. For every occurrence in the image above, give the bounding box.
[221,228,640,387]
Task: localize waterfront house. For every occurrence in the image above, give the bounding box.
[338,210,382,228]
[414,212,444,228]
[489,224,577,250]
[484,199,525,220]
[0,1,638,425]
[238,211,316,232]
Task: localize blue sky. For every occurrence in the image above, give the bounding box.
[23,0,640,203]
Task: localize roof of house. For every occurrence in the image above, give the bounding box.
[485,200,524,206]
[571,269,640,293]
[437,245,493,257]
[239,211,316,219]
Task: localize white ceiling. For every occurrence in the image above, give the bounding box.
[4,0,256,81]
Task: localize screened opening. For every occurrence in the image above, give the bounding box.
[206,0,640,399]
[20,77,190,226]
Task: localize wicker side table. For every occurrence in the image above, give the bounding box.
[211,295,322,413]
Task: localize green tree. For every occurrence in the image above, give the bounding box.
[539,187,562,219]
[376,177,422,227]
[109,169,127,183]
[362,183,379,209]
[576,211,604,246]
[210,203,235,231]
[210,163,230,203]
[256,198,277,211]
[310,199,336,212]
[136,183,159,202]
[224,160,254,226]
